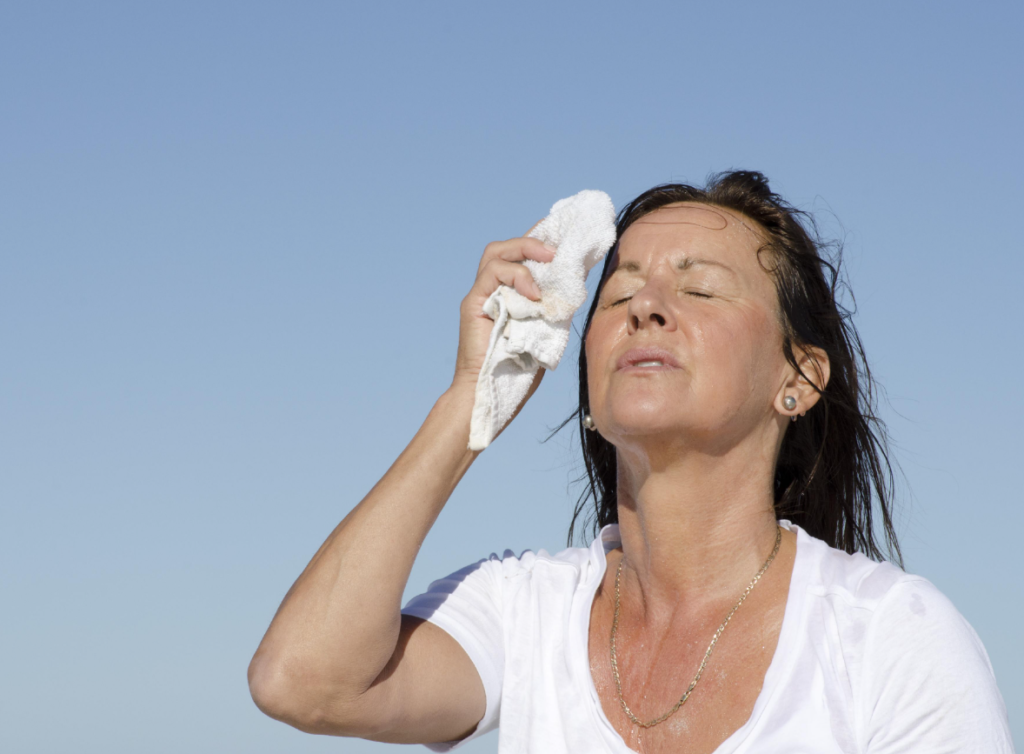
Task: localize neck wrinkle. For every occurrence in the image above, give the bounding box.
[613,440,781,615]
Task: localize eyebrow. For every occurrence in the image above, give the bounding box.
[610,257,736,275]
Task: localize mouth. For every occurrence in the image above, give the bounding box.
[616,347,682,372]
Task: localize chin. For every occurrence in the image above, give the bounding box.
[603,403,689,438]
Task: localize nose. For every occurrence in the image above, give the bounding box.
[626,280,677,335]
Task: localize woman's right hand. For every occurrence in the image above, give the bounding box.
[450,234,555,397]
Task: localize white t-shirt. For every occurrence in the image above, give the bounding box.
[402,521,1014,753]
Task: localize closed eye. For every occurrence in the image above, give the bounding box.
[609,292,709,306]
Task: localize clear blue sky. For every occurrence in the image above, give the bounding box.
[2,2,1020,751]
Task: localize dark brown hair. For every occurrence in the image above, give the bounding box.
[559,170,902,565]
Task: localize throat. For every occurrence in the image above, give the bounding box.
[588,528,797,754]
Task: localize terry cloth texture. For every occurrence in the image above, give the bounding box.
[468,190,617,450]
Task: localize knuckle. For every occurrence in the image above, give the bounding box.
[487,258,514,277]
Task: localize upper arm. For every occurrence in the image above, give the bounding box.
[859,579,1013,753]
[326,556,506,747]
[330,615,488,745]
[252,555,507,747]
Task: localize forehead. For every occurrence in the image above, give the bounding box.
[608,203,765,271]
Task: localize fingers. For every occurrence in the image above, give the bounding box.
[477,236,555,275]
[451,227,554,399]
[473,258,543,302]
[469,233,555,306]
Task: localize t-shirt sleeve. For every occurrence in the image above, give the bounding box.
[401,555,508,751]
[858,577,1014,753]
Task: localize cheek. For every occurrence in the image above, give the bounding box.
[584,316,622,393]
[583,328,600,398]
[585,315,618,362]
[695,309,781,392]
[744,315,788,399]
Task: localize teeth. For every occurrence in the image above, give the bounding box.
[634,360,663,367]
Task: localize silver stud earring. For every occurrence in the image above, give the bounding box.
[583,413,596,430]
[783,395,797,411]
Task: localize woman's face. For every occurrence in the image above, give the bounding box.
[585,202,792,454]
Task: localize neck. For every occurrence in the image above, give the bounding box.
[613,435,781,610]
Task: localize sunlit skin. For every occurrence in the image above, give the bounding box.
[583,202,830,752]
[248,200,831,752]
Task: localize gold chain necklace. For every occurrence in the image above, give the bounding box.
[609,525,782,729]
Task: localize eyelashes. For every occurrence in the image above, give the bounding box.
[607,291,712,307]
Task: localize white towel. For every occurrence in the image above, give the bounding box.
[468,190,617,450]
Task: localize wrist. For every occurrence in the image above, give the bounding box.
[434,383,479,440]
[443,376,479,408]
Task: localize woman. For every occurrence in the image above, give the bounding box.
[248,172,1013,752]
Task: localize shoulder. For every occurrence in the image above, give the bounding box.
[857,578,1011,750]
[792,523,906,604]
[403,540,598,616]
[794,524,989,664]
[791,522,950,623]
[493,540,598,579]
[790,525,1012,752]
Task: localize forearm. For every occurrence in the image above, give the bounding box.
[249,228,553,734]
[249,385,479,710]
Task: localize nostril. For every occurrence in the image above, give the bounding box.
[652,313,666,326]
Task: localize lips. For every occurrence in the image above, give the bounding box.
[615,346,682,371]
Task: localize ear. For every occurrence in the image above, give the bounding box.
[774,345,830,418]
